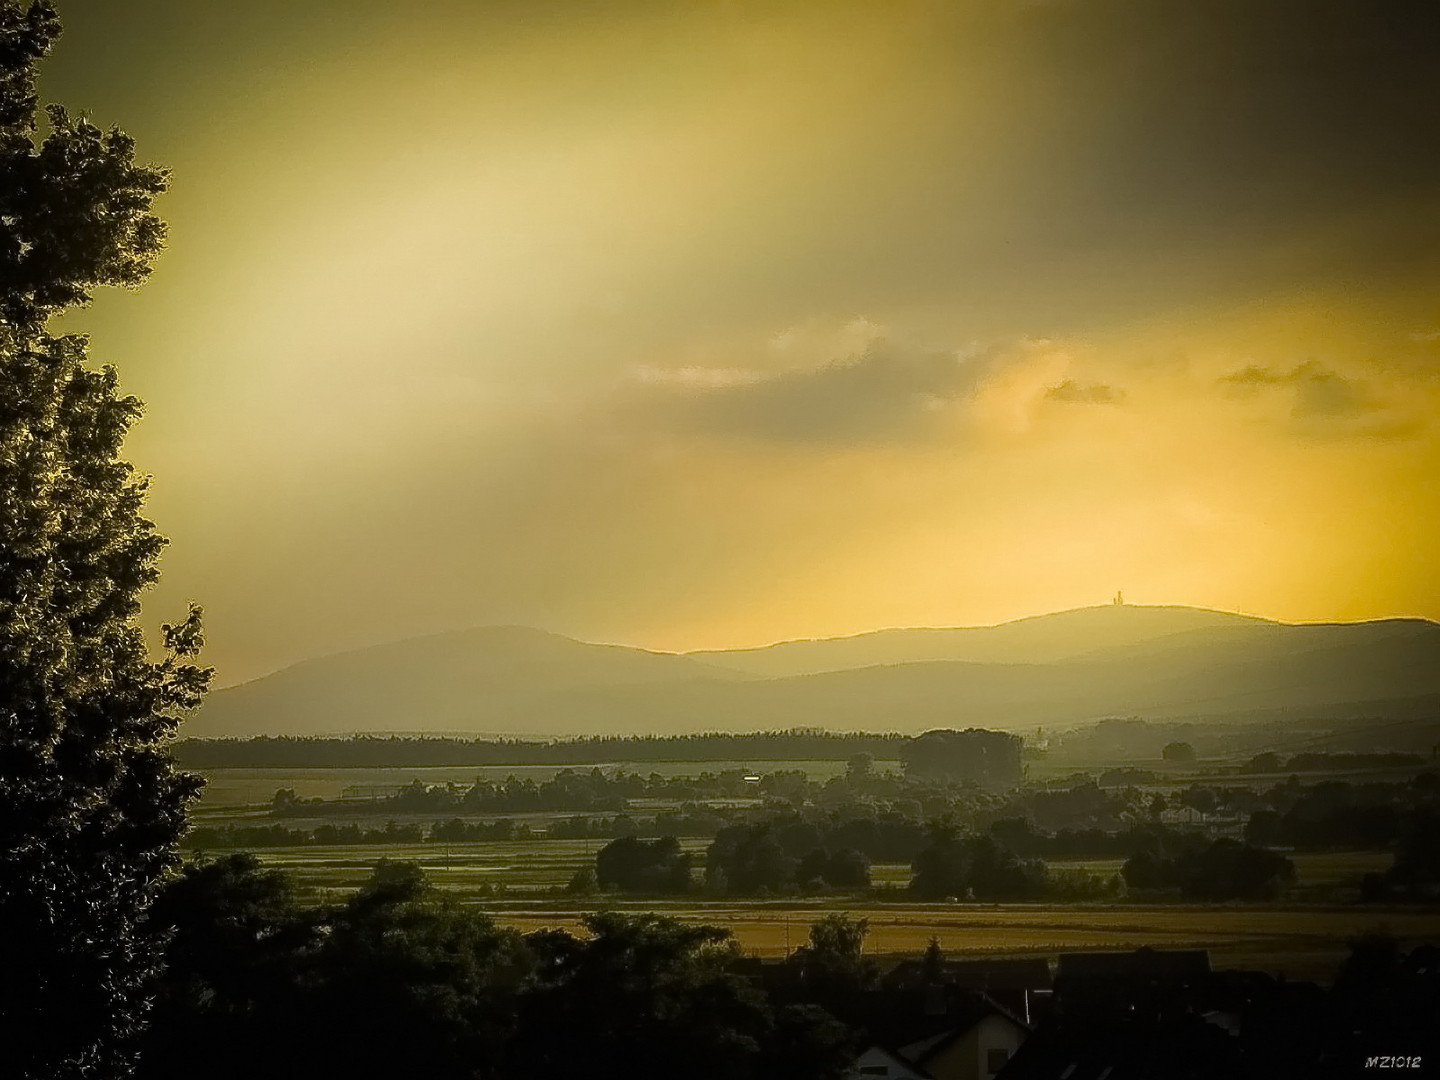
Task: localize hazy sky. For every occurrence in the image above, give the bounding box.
[40,0,1440,684]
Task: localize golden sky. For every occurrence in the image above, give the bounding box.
[42,0,1440,683]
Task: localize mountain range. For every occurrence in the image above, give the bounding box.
[184,604,1440,739]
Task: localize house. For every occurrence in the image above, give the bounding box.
[880,958,1053,1023]
[993,1013,1243,1080]
[1051,948,1213,1020]
[852,1045,932,1080]
[1056,947,1209,994]
[850,992,1031,1080]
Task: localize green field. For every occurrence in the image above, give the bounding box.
[237,842,1394,900]
[486,904,1440,980]
[245,839,709,897]
[234,836,1440,981]
[196,761,1436,984]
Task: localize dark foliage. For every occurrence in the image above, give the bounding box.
[595,834,693,893]
[0,5,209,1076]
[1122,837,1295,900]
[707,822,801,894]
[796,846,872,889]
[909,828,1047,900]
[138,858,533,1080]
[786,913,878,997]
[506,912,854,1080]
[1362,808,1440,901]
[1244,777,1424,851]
[900,728,1023,788]
[139,857,859,1079]
[135,855,321,1080]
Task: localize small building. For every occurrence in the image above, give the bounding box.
[1056,948,1211,987]
[852,1045,932,1079]
[851,993,1031,1080]
[993,1013,1243,1079]
[1053,948,1212,1016]
[880,958,1053,1023]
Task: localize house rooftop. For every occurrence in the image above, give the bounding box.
[1056,948,1211,981]
[882,957,1054,992]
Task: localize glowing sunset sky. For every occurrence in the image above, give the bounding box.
[41,0,1440,683]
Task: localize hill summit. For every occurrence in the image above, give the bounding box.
[187,605,1440,738]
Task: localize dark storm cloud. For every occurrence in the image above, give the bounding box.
[1009,0,1440,222]
[806,0,1440,334]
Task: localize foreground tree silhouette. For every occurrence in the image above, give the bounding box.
[508,912,854,1080]
[0,4,210,1076]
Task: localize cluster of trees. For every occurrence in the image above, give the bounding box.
[704,822,874,894]
[900,728,1024,788]
[594,836,693,893]
[695,818,1094,900]
[136,855,857,1080]
[1361,809,1440,902]
[1244,773,1439,851]
[175,731,909,769]
[1003,778,1145,832]
[1123,836,1295,900]
[987,816,1133,859]
[910,829,1047,900]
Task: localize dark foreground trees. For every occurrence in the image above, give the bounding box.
[509,912,853,1080]
[1,4,210,1076]
[138,857,855,1080]
[138,857,532,1080]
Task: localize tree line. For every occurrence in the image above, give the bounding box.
[173,730,911,768]
[579,819,1297,903]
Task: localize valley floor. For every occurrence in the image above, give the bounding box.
[229,840,1440,983]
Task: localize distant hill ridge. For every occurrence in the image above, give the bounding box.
[685,604,1274,676]
[188,605,1440,738]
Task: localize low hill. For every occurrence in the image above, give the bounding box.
[185,606,1440,738]
[688,604,1272,676]
[188,625,750,738]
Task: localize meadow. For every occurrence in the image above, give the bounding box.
[222,837,1429,981]
[188,761,1440,983]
